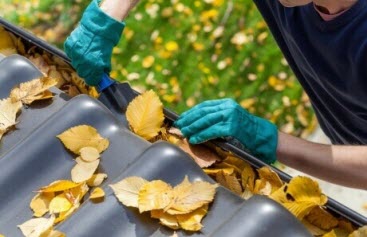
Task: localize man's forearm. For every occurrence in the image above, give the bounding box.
[100,0,135,21]
[277,132,367,189]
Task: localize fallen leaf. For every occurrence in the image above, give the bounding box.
[49,193,72,214]
[240,161,256,192]
[215,171,242,195]
[18,215,55,237]
[257,166,283,193]
[176,204,208,231]
[348,226,367,237]
[54,203,80,224]
[126,90,164,140]
[71,158,100,183]
[57,125,109,155]
[80,147,100,162]
[151,210,179,230]
[0,98,22,140]
[138,180,173,213]
[305,206,338,231]
[42,230,66,237]
[87,173,108,187]
[65,183,89,205]
[39,180,81,193]
[110,176,148,208]
[90,187,105,200]
[30,193,54,217]
[166,176,218,215]
[10,77,57,104]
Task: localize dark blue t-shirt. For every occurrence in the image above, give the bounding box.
[253,0,367,144]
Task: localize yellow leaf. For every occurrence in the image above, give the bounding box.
[71,158,100,183]
[39,180,81,193]
[138,180,173,213]
[253,179,272,196]
[271,176,327,220]
[57,125,109,155]
[151,210,180,230]
[0,234,4,237]
[90,187,105,200]
[223,155,249,174]
[65,182,89,205]
[30,193,54,217]
[54,203,80,224]
[166,176,218,215]
[305,206,338,231]
[257,166,283,192]
[126,90,164,140]
[80,147,100,162]
[10,77,57,104]
[240,161,256,192]
[0,98,22,140]
[87,173,108,187]
[176,204,208,232]
[49,193,72,214]
[18,215,55,237]
[110,176,148,208]
[41,230,66,237]
[348,226,367,237]
[215,171,242,195]
[323,230,338,237]
[203,167,234,176]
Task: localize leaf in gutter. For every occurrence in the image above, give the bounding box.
[0,98,22,140]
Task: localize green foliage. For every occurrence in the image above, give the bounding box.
[0,0,315,137]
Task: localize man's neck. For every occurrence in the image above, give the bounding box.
[313,0,358,14]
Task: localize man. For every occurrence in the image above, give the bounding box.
[65,0,367,189]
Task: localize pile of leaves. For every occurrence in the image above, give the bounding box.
[0,77,57,141]
[110,176,218,231]
[17,125,110,236]
[0,27,97,99]
[124,90,367,237]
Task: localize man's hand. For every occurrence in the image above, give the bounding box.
[64,0,140,86]
[174,99,278,164]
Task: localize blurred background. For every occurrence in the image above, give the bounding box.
[2,0,367,216]
[0,0,316,138]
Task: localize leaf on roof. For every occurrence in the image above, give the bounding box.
[10,77,57,105]
[56,125,109,155]
[0,98,22,140]
[126,90,164,141]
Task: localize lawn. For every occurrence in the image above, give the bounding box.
[0,0,316,137]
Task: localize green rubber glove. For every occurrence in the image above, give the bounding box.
[174,99,278,164]
[64,0,125,86]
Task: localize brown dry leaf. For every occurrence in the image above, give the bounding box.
[215,171,242,195]
[126,90,164,140]
[18,215,55,237]
[177,139,220,168]
[271,176,327,220]
[176,204,208,232]
[302,220,327,236]
[0,98,22,140]
[39,180,81,193]
[323,230,338,237]
[257,166,283,193]
[240,161,256,192]
[138,180,174,213]
[10,77,57,105]
[87,173,108,187]
[0,27,17,56]
[49,193,72,214]
[222,155,249,174]
[71,158,100,183]
[305,206,338,231]
[90,187,105,200]
[110,176,148,208]
[30,193,55,217]
[80,147,100,162]
[166,176,218,215]
[57,125,109,155]
[348,226,367,237]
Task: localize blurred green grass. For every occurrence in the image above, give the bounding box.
[0,0,316,137]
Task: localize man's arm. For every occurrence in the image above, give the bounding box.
[277,132,367,190]
[100,0,140,21]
